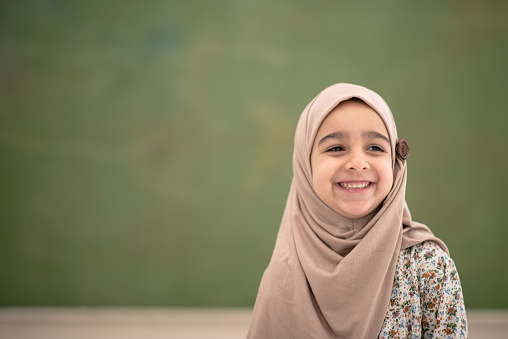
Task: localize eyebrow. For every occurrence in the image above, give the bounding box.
[317,130,390,146]
[317,131,350,146]
[362,131,390,144]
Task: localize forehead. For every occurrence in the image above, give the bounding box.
[316,99,388,137]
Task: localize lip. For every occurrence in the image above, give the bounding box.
[335,181,374,193]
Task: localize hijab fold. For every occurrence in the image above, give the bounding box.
[247,84,447,339]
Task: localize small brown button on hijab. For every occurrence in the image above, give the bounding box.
[396,138,410,160]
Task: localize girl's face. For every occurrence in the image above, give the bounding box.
[310,100,393,219]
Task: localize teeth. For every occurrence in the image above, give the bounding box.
[340,182,370,189]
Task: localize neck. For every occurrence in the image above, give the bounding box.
[340,208,379,231]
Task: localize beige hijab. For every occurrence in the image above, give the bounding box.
[247,83,448,339]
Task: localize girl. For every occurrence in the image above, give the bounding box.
[247,84,467,338]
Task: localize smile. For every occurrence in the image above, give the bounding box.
[338,181,373,189]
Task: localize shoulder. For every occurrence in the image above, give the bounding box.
[408,245,467,337]
[390,242,467,338]
[407,240,461,287]
[410,240,452,267]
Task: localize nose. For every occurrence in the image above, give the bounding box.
[345,150,369,171]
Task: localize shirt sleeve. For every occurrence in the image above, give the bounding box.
[420,242,468,338]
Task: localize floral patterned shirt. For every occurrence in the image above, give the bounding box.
[378,241,468,338]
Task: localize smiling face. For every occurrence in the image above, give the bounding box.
[310,99,393,219]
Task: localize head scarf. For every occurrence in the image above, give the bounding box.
[247,83,448,339]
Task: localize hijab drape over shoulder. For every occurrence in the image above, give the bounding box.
[247,83,447,339]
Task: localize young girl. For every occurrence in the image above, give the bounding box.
[247,84,467,338]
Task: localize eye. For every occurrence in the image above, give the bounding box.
[367,145,384,152]
[326,146,345,152]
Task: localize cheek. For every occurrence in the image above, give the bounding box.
[311,161,335,193]
[311,168,324,193]
[378,163,394,192]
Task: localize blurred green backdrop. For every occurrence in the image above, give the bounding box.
[1,0,507,308]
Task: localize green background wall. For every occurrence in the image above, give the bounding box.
[1,0,507,308]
